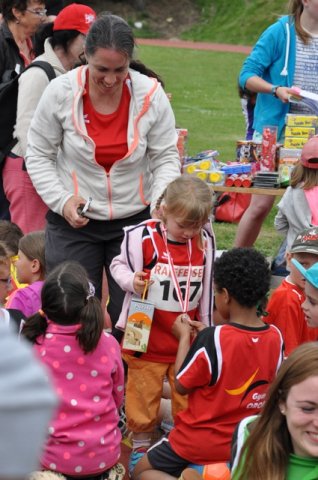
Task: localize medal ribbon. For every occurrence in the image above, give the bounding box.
[161,225,192,313]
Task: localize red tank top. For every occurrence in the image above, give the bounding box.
[83,71,130,172]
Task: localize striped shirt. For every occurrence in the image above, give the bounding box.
[290,35,318,114]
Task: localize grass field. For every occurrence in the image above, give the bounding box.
[138,44,283,257]
[138,46,246,159]
[183,0,289,45]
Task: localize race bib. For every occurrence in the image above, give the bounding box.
[147,262,204,312]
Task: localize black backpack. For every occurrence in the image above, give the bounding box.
[0,60,56,163]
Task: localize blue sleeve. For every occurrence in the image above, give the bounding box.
[239,20,285,88]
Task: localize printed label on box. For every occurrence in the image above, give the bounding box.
[284,137,309,149]
[122,298,154,352]
[285,126,316,138]
[285,114,318,127]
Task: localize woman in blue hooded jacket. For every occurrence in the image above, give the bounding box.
[235,0,318,248]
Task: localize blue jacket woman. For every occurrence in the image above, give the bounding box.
[239,15,296,140]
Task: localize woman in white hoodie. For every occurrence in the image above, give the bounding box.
[25,13,181,340]
[3,3,96,234]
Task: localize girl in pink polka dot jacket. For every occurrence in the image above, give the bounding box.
[22,261,125,480]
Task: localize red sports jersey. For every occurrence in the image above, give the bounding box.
[123,221,205,363]
[169,323,284,464]
[266,278,318,356]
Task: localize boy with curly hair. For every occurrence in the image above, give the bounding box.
[133,248,284,479]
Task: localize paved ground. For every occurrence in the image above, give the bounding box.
[137,37,252,54]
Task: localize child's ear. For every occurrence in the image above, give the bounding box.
[157,204,166,221]
[221,287,230,304]
[31,258,41,274]
[286,252,293,269]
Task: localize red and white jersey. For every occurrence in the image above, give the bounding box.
[124,221,205,362]
[169,323,284,464]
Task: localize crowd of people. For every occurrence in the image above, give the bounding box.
[1,0,318,479]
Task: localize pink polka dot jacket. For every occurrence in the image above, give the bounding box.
[33,321,124,476]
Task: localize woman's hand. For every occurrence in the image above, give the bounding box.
[276,86,294,103]
[62,196,90,229]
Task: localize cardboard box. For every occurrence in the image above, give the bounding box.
[279,148,302,159]
[284,137,309,149]
[122,298,154,353]
[284,126,316,137]
[285,114,318,127]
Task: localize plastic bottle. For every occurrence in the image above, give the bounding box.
[233,175,242,187]
[189,463,230,480]
[241,174,252,187]
[225,174,238,187]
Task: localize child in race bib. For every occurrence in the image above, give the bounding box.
[110,176,216,472]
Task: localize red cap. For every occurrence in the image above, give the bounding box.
[300,136,318,169]
[53,3,96,35]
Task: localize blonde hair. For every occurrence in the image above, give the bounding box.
[235,342,318,480]
[156,175,213,228]
[29,472,66,480]
[288,0,311,44]
[290,162,318,189]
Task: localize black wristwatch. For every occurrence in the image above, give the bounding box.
[271,85,282,98]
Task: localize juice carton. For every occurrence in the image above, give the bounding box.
[122,298,154,353]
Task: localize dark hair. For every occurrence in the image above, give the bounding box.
[18,230,46,277]
[1,0,42,21]
[238,83,257,101]
[214,248,270,309]
[85,12,165,86]
[1,0,27,21]
[33,21,83,56]
[85,12,135,58]
[0,220,23,256]
[129,59,165,88]
[22,261,104,353]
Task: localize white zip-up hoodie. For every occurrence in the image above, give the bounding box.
[25,66,181,220]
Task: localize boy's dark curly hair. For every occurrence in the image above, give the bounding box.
[214,247,270,309]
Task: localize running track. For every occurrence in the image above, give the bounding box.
[137,38,251,54]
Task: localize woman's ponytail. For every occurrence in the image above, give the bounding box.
[129,59,165,89]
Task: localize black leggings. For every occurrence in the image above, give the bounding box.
[45,208,150,338]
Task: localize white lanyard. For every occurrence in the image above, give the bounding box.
[161,225,192,313]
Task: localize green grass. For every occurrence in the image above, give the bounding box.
[213,200,283,258]
[138,45,283,257]
[182,0,289,46]
[138,46,246,159]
